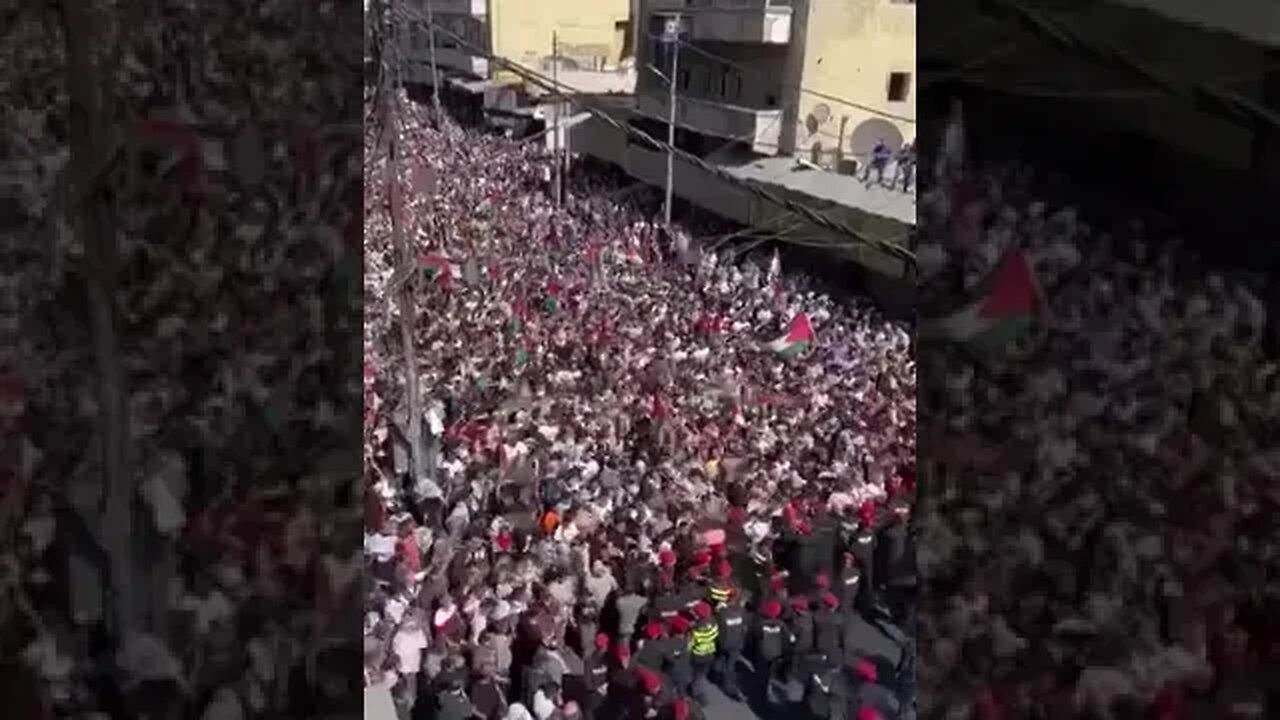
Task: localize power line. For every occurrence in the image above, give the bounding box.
[645,31,916,126]
[404,9,915,266]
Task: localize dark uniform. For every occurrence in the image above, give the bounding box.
[714,600,748,700]
[635,625,667,670]
[582,646,613,719]
[837,560,863,613]
[846,526,877,616]
[807,663,849,720]
[662,621,695,697]
[813,595,845,664]
[754,602,788,704]
[789,601,816,656]
[652,591,683,624]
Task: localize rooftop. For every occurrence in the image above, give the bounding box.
[718,156,917,227]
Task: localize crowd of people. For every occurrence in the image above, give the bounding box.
[913,127,1280,718]
[4,3,364,719]
[361,94,918,720]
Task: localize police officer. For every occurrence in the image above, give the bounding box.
[631,667,668,720]
[789,595,816,657]
[807,656,849,720]
[846,503,878,617]
[706,561,734,609]
[714,592,748,701]
[680,566,708,616]
[663,616,695,697]
[836,553,862,613]
[846,658,898,720]
[688,602,719,698]
[813,592,845,664]
[652,584,683,625]
[755,599,788,704]
[635,622,667,670]
[582,633,613,720]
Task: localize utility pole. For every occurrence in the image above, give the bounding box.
[663,15,680,226]
[384,0,425,490]
[426,0,441,111]
[552,30,562,208]
[60,0,138,637]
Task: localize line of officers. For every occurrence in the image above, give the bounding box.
[576,498,915,720]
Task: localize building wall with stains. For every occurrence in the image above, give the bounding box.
[793,0,917,168]
[488,0,633,84]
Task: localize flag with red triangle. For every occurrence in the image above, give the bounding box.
[919,247,1043,352]
[765,313,816,358]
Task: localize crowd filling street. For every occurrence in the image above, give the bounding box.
[362,95,918,720]
[914,146,1280,718]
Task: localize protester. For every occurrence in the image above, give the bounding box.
[915,138,1280,718]
[362,95,918,720]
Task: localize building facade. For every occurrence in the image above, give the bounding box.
[632,0,916,166]
[400,0,634,125]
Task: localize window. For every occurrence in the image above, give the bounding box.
[718,67,730,97]
[677,68,690,91]
[887,72,911,102]
[730,73,743,101]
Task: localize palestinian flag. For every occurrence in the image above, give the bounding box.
[765,313,816,358]
[919,247,1042,352]
[420,254,460,283]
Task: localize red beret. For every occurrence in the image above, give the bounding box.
[692,601,712,620]
[595,633,611,650]
[638,668,662,694]
[791,596,809,610]
[770,576,786,591]
[717,561,733,579]
[853,658,878,682]
[815,573,830,589]
[821,592,838,609]
[761,600,782,618]
[858,707,881,720]
[658,549,676,566]
[644,622,664,640]
[669,616,690,634]
[672,697,690,720]
[693,550,712,566]
[858,500,876,519]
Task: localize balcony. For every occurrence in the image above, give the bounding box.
[637,93,784,155]
[422,0,486,16]
[650,0,792,44]
[402,50,489,84]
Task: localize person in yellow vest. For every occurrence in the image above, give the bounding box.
[706,561,734,609]
[688,601,719,699]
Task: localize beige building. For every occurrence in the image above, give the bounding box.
[400,0,635,124]
[631,0,916,165]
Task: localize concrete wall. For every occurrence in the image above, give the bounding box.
[795,0,917,166]
[490,0,632,84]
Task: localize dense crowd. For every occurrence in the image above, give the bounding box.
[914,135,1280,718]
[361,95,918,720]
[3,3,362,720]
